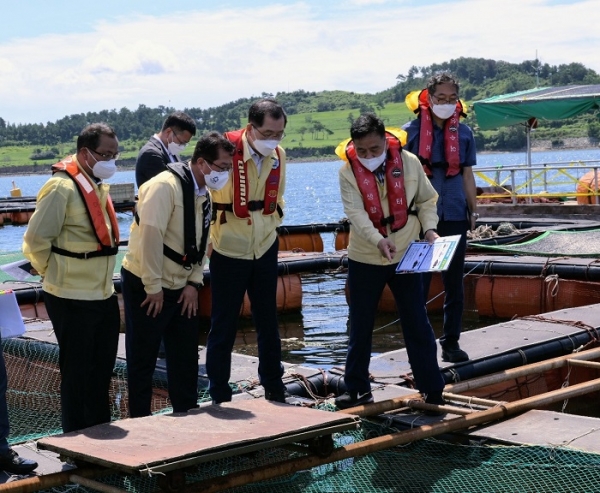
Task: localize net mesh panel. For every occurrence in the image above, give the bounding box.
[27,426,600,493]
[471,229,600,257]
[5,339,600,493]
[3,337,213,443]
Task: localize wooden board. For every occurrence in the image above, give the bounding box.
[37,399,360,475]
[468,409,600,453]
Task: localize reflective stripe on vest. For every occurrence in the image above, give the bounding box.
[346,133,409,236]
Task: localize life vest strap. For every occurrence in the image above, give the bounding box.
[213,201,283,224]
[51,245,118,259]
[163,244,195,270]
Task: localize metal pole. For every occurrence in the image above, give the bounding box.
[527,123,532,204]
[511,169,517,204]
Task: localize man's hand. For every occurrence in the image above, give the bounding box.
[178,285,199,318]
[140,291,163,318]
[470,215,478,231]
[377,238,397,262]
[424,229,440,244]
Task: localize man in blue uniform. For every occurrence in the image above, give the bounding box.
[403,73,478,363]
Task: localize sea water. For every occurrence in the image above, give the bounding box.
[1,148,599,367]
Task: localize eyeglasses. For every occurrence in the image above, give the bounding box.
[89,148,120,160]
[253,126,286,140]
[206,160,232,172]
[172,130,190,146]
[431,94,459,105]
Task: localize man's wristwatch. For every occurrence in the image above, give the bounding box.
[186,281,202,291]
[471,212,480,219]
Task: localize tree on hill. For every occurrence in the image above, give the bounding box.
[1,57,599,154]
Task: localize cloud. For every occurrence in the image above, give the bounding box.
[0,0,599,124]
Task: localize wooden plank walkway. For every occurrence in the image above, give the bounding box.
[5,303,600,483]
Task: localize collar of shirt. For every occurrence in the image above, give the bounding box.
[248,145,264,174]
[374,163,386,184]
[154,133,177,162]
[187,162,206,196]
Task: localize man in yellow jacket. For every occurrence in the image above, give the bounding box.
[121,132,234,417]
[334,113,445,409]
[206,98,288,404]
[23,123,121,432]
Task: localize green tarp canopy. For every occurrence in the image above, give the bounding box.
[473,84,600,130]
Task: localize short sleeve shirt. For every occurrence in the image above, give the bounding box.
[403,118,477,221]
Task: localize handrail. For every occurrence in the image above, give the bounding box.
[475,161,600,204]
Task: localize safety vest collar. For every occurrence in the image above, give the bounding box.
[416,89,463,177]
[51,155,120,254]
[220,128,282,225]
[346,133,409,236]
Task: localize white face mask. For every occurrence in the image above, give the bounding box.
[252,138,279,156]
[168,141,186,156]
[431,103,456,120]
[203,168,230,191]
[87,150,117,180]
[357,148,387,172]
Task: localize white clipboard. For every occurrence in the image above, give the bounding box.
[0,290,26,339]
[396,235,462,274]
[0,259,35,281]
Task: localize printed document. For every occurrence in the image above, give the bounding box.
[396,235,462,273]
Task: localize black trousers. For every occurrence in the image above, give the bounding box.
[44,292,120,433]
[121,268,200,417]
[205,240,284,403]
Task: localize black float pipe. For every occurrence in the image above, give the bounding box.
[463,259,600,281]
[284,329,600,398]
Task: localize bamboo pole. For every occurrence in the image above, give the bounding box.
[0,467,108,493]
[337,392,421,417]
[442,392,502,408]
[566,359,600,369]
[340,347,600,418]
[403,400,473,416]
[446,346,600,394]
[182,377,600,493]
[69,475,128,493]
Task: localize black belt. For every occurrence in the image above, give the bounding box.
[51,245,118,259]
[214,200,265,212]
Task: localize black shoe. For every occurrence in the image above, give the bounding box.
[265,390,289,403]
[0,449,38,475]
[334,391,374,409]
[441,342,469,363]
[423,391,446,416]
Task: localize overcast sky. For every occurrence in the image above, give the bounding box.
[1,0,598,125]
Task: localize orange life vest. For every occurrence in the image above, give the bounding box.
[346,133,410,237]
[415,89,464,177]
[217,129,282,224]
[51,156,119,258]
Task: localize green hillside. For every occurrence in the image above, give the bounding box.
[284,103,413,150]
[1,57,599,170]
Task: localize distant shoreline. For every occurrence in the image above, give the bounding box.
[1,143,598,177]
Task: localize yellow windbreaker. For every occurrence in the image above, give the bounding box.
[121,168,207,294]
[209,131,286,260]
[23,155,117,300]
[336,132,439,265]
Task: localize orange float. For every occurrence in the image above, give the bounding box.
[576,170,600,204]
[278,233,323,252]
[334,231,349,251]
[475,275,600,318]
